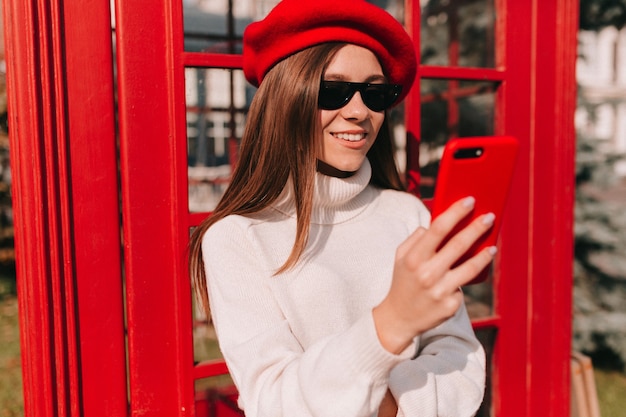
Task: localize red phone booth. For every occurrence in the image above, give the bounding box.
[2,0,578,416]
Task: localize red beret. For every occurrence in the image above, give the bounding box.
[243,0,417,104]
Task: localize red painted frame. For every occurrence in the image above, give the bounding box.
[114,0,195,414]
[3,0,126,416]
[3,0,577,416]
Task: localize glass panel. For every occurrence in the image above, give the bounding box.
[419,78,497,198]
[186,67,254,213]
[421,0,496,67]
[464,275,494,318]
[366,0,405,22]
[182,0,257,53]
[251,0,282,18]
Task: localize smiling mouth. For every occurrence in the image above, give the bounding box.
[333,132,366,142]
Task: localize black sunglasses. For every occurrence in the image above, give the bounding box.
[318,80,403,112]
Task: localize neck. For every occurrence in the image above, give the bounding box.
[316,159,357,178]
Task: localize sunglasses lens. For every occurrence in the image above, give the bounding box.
[319,82,352,110]
[319,81,402,111]
[362,85,399,112]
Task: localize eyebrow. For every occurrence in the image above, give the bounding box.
[322,73,388,83]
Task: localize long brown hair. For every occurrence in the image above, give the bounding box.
[188,43,405,319]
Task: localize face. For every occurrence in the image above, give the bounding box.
[319,45,386,172]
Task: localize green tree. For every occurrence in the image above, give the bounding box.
[575,0,626,369]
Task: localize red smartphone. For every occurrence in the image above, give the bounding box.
[430,136,519,284]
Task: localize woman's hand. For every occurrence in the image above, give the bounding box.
[373,196,496,354]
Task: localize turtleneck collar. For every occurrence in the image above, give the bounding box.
[271,159,376,225]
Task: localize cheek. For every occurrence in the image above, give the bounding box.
[371,113,385,136]
[319,109,336,129]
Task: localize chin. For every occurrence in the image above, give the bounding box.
[333,157,367,172]
[337,162,364,172]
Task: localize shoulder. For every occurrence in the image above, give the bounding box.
[200,213,279,276]
[201,210,290,261]
[375,188,431,227]
[202,214,262,253]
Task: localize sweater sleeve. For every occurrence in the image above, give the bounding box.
[388,304,487,417]
[202,217,414,417]
[381,191,485,416]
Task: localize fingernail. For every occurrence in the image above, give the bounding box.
[482,212,495,226]
[487,246,498,256]
[463,196,475,208]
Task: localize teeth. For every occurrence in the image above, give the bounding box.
[334,133,365,141]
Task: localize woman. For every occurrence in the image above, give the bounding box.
[189,1,492,415]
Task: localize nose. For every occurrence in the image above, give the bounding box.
[340,91,369,120]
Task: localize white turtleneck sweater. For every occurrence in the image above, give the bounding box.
[202,159,486,417]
